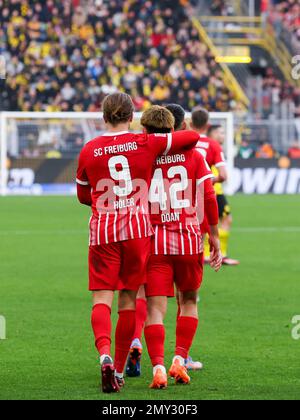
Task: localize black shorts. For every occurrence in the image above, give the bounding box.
[217,195,231,219]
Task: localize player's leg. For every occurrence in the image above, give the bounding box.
[180,285,203,372]
[115,289,138,387]
[203,234,211,263]
[144,254,174,389]
[169,255,202,384]
[218,195,231,258]
[176,290,199,362]
[218,195,239,265]
[145,296,168,389]
[92,291,114,359]
[169,290,198,385]
[114,237,151,385]
[92,290,120,393]
[126,285,147,377]
[176,287,202,371]
[89,244,121,393]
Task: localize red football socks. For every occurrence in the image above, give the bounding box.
[134,298,148,341]
[176,317,199,359]
[91,304,112,356]
[144,324,165,367]
[115,309,136,373]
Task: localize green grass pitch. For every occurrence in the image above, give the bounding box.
[0,195,299,400]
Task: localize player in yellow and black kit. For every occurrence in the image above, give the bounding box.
[208,126,240,266]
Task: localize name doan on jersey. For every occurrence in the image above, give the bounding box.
[161,212,180,223]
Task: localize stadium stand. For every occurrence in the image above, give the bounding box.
[1,0,299,157]
[197,0,299,120]
[270,0,300,53]
[0,0,238,113]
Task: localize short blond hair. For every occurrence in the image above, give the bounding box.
[141,105,175,133]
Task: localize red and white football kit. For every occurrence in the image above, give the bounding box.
[196,134,226,169]
[145,149,214,298]
[196,134,226,234]
[76,130,200,291]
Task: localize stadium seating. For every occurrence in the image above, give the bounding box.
[0,0,236,113]
[271,0,300,44]
[1,0,299,126]
[270,3,299,58]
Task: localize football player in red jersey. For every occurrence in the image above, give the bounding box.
[125,105,217,377]
[139,106,222,389]
[191,107,228,185]
[191,108,239,265]
[125,106,190,378]
[207,125,240,266]
[76,93,200,393]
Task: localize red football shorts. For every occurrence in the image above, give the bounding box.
[145,253,204,298]
[89,237,151,291]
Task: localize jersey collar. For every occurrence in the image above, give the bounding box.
[102,131,130,137]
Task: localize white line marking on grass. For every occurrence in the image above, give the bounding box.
[233,227,300,233]
[0,230,87,236]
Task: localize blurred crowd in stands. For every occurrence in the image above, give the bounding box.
[209,0,234,16]
[206,1,300,120]
[0,0,237,113]
[270,0,300,53]
[1,0,299,161]
[208,0,300,52]
[249,68,300,120]
[238,140,300,160]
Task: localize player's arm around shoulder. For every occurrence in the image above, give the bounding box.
[147,130,200,157]
[171,130,200,153]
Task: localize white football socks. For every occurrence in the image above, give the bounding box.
[153,365,166,375]
[173,355,185,366]
[100,354,112,365]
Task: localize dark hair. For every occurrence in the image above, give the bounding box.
[191,107,209,129]
[165,104,185,131]
[141,105,175,134]
[102,92,134,126]
[207,125,222,137]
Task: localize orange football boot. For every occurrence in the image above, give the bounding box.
[169,358,191,385]
[150,368,168,390]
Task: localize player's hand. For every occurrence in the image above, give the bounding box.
[210,250,223,272]
[209,235,223,272]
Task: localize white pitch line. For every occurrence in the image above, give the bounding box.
[0,227,300,236]
[0,230,87,236]
[233,227,300,233]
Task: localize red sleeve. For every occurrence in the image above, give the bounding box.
[197,178,219,230]
[199,178,218,232]
[204,177,219,226]
[205,194,219,226]
[77,184,92,206]
[76,147,89,186]
[148,131,200,157]
[212,141,226,168]
[200,216,210,235]
[204,177,215,199]
[170,130,200,153]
